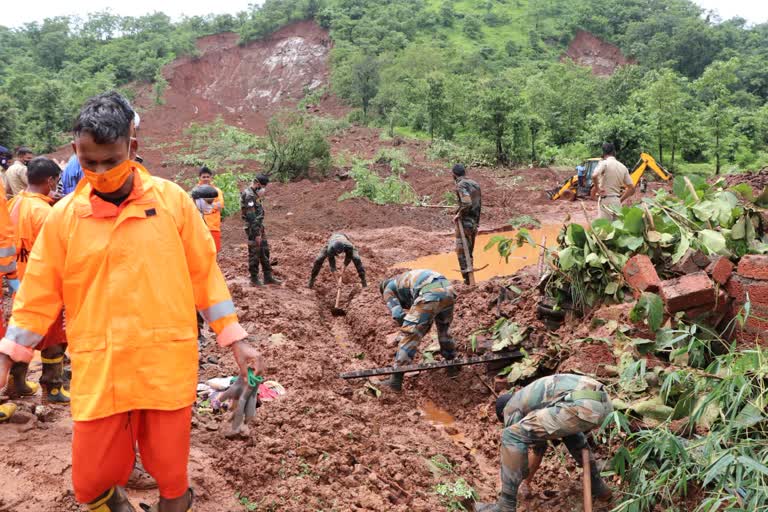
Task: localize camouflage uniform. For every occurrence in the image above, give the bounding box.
[309,233,367,288]
[382,269,456,366]
[494,374,613,512]
[455,177,481,284]
[241,187,275,284]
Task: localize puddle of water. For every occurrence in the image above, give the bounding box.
[421,400,466,444]
[395,225,562,283]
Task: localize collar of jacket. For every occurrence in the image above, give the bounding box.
[17,190,55,205]
[71,163,157,219]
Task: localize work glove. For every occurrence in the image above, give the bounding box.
[7,279,20,293]
[220,370,262,437]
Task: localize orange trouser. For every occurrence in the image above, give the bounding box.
[211,230,221,253]
[72,407,192,504]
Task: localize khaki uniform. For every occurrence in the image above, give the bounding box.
[5,161,29,199]
[592,156,632,221]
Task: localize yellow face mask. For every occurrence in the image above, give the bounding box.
[83,160,134,194]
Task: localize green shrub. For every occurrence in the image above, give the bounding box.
[264,112,332,182]
[373,147,410,173]
[171,116,263,171]
[212,172,253,218]
[340,159,418,205]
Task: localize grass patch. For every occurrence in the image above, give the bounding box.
[339,159,419,205]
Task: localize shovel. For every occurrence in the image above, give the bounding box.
[331,266,346,316]
[582,448,593,512]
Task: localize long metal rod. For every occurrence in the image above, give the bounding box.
[339,351,523,379]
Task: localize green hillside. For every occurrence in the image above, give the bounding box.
[1,0,768,173]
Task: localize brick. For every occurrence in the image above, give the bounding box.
[671,249,704,275]
[737,255,768,280]
[707,256,734,285]
[684,289,731,322]
[738,303,768,336]
[660,271,715,313]
[726,275,748,303]
[745,281,768,306]
[623,255,661,295]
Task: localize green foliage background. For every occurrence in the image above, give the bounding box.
[2,0,768,172]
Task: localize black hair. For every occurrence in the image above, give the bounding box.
[15,146,33,157]
[73,91,135,144]
[255,174,270,186]
[452,163,466,177]
[199,166,213,177]
[602,142,616,156]
[26,157,61,185]
[495,393,514,423]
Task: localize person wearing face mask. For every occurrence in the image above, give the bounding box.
[0,91,264,512]
[194,167,224,253]
[5,157,70,405]
[5,146,34,199]
[452,164,481,285]
[241,174,281,286]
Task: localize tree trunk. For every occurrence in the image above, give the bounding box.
[715,128,720,175]
[531,129,537,165]
[671,139,676,173]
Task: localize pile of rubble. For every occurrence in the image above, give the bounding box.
[624,251,767,341]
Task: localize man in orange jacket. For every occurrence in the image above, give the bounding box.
[6,157,70,404]
[196,166,223,253]
[0,91,262,512]
[0,174,19,423]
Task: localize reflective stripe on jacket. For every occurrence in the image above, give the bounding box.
[0,163,246,421]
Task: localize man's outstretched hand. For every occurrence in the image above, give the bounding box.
[231,338,264,378]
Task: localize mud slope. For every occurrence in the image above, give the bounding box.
[563,30,635,76]
[134,21,345,153]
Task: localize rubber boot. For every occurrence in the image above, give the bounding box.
[40,352,70,405]
[263,270,282,285]
[379,372,403,392]
[360,275,368,288]
[0,403,17,423]
[140,488,194,512]
[87,487,136,512]
[307,277,315,289]
[6,362,39,398]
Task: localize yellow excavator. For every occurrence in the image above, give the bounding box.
[548,152,672,201]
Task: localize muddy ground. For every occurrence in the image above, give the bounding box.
[0,20,670,511]
[0,135,673,511]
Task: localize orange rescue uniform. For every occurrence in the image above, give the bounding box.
[0,163,247,502]
[7,191,66,349]
[0,180,17,338]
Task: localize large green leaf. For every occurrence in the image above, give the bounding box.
[698,229,727,255]
[617,234,644,251]
[566,224,587,248]
[630,292,664,332]
[623,207,646,235]
[732,217,747,240]
[672,232,691,263]
[558,247,580,270]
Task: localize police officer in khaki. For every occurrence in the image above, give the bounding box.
[591,142,635,221]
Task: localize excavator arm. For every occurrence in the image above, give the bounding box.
[630,153,672,185]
